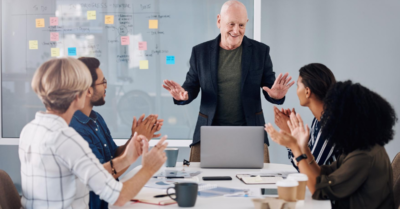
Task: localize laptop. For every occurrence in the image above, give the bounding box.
[200,126,264,169]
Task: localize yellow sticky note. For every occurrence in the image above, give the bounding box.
[87,11,96,20]
[36,18,45,28]
[105,15,114,24]
[51,48,60,57]
[29,40,38,49]
[139,60,149,69]
[149,20,158,29]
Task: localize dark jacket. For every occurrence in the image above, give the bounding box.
[174,34,284,146]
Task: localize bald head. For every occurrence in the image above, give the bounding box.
[217,0,249,50]
[220,0,248,19]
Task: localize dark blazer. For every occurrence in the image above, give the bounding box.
[174,34,284,146]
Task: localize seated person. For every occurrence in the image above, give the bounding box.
[265,80,396,209]
[274,63,339,170]
[19,57,168,208]
[70,57,163,209]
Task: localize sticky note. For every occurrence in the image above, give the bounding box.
[36,18,45,28]
[87,11,96,20]
[29,40,38,49]
[105,15,114,24]
[149,20,158,29]
[50,32,59,41]
[50,17,58,26]
[166,56,175,65]
[68,47,77,56]
[51,48,60,57]
[138,41,147,50]
[139,60,149,69]
[121,36,129,45]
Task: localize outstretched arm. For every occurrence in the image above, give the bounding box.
[163,48,200,105]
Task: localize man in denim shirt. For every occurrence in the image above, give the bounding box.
[70,57,163,209]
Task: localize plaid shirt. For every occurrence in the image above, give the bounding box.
[288,117,339,171]
[19,112,122,209]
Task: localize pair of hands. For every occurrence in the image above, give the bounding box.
[274,106,296,133]
[162,73,294,101]
[123,132,168,174]
[265,111,310,153]
[131,114,163,140]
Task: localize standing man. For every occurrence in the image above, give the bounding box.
[163,0,294,162]
[70,57,163,209]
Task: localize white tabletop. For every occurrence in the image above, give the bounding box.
[111,163,331,209]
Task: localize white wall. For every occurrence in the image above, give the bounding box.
[261,0,400,164]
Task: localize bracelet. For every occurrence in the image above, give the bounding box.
[110,159,117,176]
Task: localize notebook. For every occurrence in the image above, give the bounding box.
[236,174,283,185]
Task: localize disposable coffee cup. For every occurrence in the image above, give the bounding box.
[287,173,308,200]
[276,180,298,202]
[165,148,179,167]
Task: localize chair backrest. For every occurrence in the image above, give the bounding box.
[0,170,21,209]
[392,152,400,209]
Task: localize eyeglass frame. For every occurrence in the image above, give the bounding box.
[94,78,107,87]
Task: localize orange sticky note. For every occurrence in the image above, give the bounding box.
[29,40,38,49]
[36,19,45,28]
[149,20,158,29]
[87,11,96,20]
[50,17,58,26]
[105,15,114,24]
[121,36,130,45]
[51,48,60,57]
[50,32,59,41]
[140,60,149,69]
[138,41,147,50]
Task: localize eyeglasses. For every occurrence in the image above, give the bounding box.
[95,78,107,87]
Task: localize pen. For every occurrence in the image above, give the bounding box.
[166,176,184,179]
[154,193,174,198]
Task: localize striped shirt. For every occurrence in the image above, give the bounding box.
[288,117,339,171]
[19,112,122,209]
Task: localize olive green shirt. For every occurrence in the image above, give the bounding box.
[313,145,394,209]
[213,46,246,126]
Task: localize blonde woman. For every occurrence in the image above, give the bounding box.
[19,57,168,208]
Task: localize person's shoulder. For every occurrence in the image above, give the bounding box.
[245,36,270,50]
[192,39,215,51]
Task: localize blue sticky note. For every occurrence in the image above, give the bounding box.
[166,56,175,65]
[68,47,77,56]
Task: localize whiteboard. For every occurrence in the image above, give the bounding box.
[1,0,255,139]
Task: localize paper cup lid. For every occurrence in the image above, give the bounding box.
[165,148,179,150]
[276,180,299,187]
[287,173,308,181]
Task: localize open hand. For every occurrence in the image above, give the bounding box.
[162,80,188,101]
[123,132,146,164]
[263,73,295,100]
[274,106,291,133]
[287,113,310,152]
[264,123,297,149]
[141,135,168,175]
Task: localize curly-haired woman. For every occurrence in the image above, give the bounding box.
[265,80,396,209]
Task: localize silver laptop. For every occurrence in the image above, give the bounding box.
[200,126,264,169]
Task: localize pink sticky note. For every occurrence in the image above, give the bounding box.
[50,32,59,42]
[50,17,58,26]
[138,41,147,50]
[121,36,130,45]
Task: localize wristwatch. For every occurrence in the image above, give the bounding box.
[294,154,308,166]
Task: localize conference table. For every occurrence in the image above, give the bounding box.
[110,163,331,209]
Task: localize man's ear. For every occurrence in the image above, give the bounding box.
[87,87,93,98]
[217,14,221,28]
